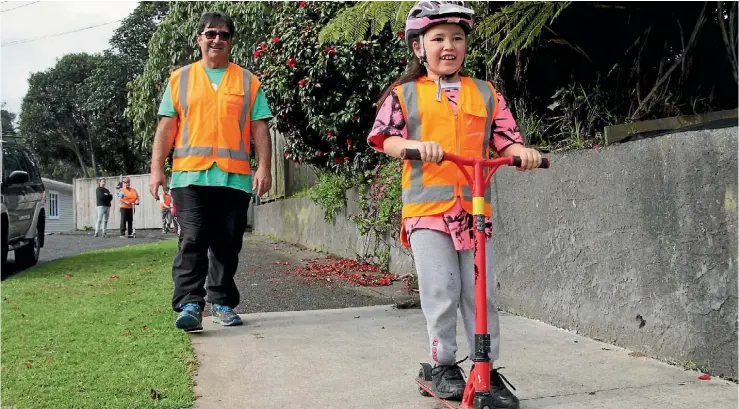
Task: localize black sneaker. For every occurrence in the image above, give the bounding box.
[430,361,467,400]
[490,367,519,409]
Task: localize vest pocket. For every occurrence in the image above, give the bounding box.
[461,108,489,154]
[223,92,244,118]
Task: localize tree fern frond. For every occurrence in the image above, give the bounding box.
[318,1,415,44]
[477,1,572,58]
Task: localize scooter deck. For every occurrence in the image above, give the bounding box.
[415,377,462,409]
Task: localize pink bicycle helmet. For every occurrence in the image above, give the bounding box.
[404,1,475,48]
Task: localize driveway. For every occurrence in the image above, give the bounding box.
[224,234,418,315]
[2,230,177,279]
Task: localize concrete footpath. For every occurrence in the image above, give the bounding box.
[189,305,737,409]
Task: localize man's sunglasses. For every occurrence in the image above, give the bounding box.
[201,30,232,41]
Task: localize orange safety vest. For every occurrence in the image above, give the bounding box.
[396,75,499,247]
[119,187,138,209]
[169,61,259,174]
[160,193,172,209]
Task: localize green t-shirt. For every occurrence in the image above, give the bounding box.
[158,65,273,194]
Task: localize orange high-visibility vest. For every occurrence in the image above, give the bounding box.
[169,62,259,174]
[160,193,172,209]
[119,187,138,209]
[396,76,499,247]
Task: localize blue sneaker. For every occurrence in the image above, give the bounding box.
[175,303,203,332]
[211,303,242,326]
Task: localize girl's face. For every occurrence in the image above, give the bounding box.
[414,23,467,78]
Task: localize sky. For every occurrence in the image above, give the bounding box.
[1,0,139,116]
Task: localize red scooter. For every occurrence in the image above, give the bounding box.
[401,148,550,409]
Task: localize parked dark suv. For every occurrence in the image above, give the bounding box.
[1,142,46,268]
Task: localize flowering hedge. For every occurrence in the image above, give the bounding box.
[250,1,407,174]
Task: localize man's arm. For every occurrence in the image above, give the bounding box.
[251,119,271,169]
[251,119,272,197]
[151,116,179,170]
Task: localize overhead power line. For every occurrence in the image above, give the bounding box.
[1,1,40,12]
[0,20,123,47]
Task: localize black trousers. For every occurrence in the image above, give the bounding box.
[170,185,251,312]
[119,208,133,236]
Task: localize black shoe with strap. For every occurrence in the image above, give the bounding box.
[490,366,519,409]
[430,357,468,401]
[466,364,520,408]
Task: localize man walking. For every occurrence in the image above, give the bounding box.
[94,178,113,237]
[118,177,139,238]
[148,11,273,332]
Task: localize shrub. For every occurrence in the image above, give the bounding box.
[250,1,407,174]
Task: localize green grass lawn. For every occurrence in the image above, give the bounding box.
[1,240,196,409]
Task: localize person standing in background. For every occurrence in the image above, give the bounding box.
[94,178,113,237]
[118,177,139,238]
[160,187,174,233]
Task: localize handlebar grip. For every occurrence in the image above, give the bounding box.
[511,156,550,169]
[401,148,422,161]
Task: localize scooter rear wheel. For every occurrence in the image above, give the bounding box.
[417,368,431,396]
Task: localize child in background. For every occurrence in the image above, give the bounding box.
[367,1,543,407]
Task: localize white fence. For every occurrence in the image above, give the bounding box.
[73,174,164,231]
[73,172,258,231]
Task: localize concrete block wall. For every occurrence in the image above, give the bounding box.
[254,126,738,378]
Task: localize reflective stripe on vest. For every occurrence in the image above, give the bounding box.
[172,64,251,162]
[400,78,496,205]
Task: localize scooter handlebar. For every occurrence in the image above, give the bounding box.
[511,156,550,169]
[400,148,550,169]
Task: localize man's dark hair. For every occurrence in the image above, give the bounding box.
[197,11,236,37]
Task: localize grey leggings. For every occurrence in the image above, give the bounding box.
[409,229,500,366]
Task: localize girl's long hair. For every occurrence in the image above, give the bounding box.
[376,58,427,114]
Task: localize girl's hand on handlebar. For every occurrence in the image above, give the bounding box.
[516,147,542,171]
[417,141,444,163]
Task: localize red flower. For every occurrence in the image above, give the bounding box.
[271,36,280,44]
[327,131,334,139]
[343,156,351,163]
[346,138,353,147]
[259,42,267,51]
[298,1,306,7]
[324,46,337,56]
[335,157,343,164]
[253,50,261,58]
[317,151,323,157]
[352,116,359,121]
[355,41,363,49]
[283,152,289,159]
[298,79,308,87]
[286,58,297,68]
[398,31,405,39]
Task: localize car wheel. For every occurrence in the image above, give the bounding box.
[1,218,7,268]
[15,221,40,268]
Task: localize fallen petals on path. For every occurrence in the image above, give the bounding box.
[294,257,399,287]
